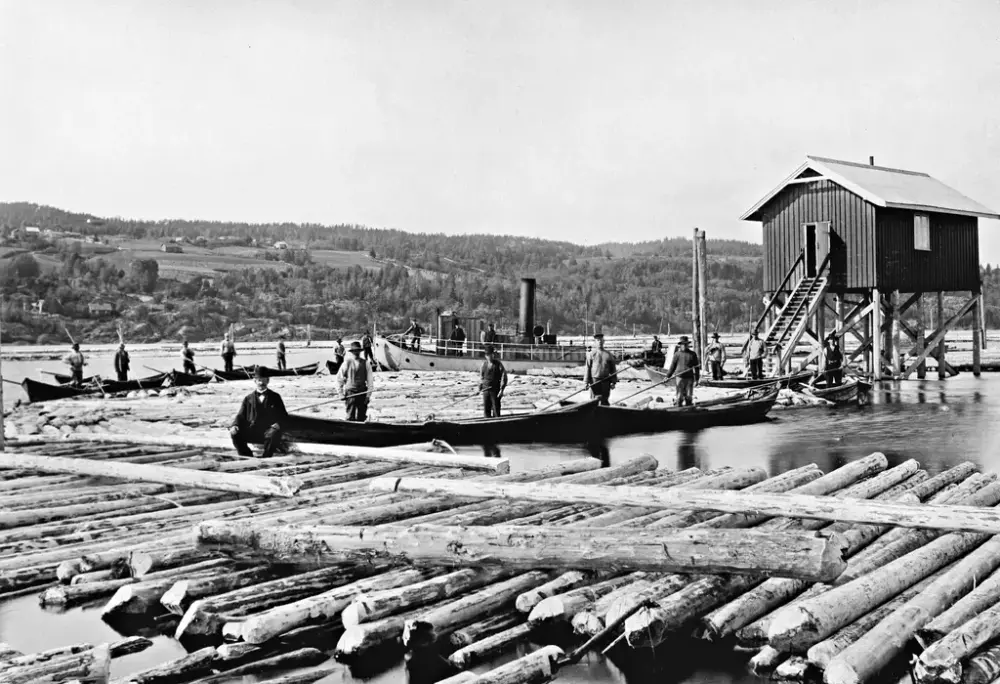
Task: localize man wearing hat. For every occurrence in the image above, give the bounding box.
[666,336,700,406]
[221,333,237,373]
[744,330,766,380]
[480,345,508,417]
[181,340,197,375]
[229,366,287,458]
[114,343,131,382]
[63,343,87,386]
[705,332,727,381]
[276,337,287,371]
[822,334,844,386]
[336,340,375,421]
[584,333,618,406]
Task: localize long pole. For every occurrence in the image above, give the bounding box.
[692,228,701,348]
[697,228,708,358]
[0,306,4,452]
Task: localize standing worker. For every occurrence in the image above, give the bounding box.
[584,332,617,406]
[744,330,766,380]
[482,322,497,345]
[705,332,727,381]
[221,334,236,373]
[823,335,844,386]
[276,338,287,371]
[403,319,423,351]
[667,336,700,406]
[229,366,286,458]
[330,337,346,374]
[361,330,376,368]
[337,340,375,422]
[63,343,86,386]
[114,343,130,382]
[480,345,508,417]
[181,341,197,374]
[450,320,467,356]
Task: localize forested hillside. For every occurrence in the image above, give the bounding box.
[1,201,763,343]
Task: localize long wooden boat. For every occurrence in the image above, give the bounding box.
[374,335,589,373]
[646,365,813,389]
[595,389,779,437]
[166,370,214,387]
[283,400,601,447]
[51,373,97,385]
[21,373,169,403]
[795,377,872,405]
[211,362,320,381]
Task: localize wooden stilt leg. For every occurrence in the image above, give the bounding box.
[891,291,901,378]
[973,290,982,377]
[916,295,926,380]
[937,292,946,380]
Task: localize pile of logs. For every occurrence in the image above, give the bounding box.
[7,437,1000,684]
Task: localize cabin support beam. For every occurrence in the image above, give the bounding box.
[902,294,977,379]
[872,289,883,379]
[916,295,926,380]
[937,293,947,380]
[973,289,982,377]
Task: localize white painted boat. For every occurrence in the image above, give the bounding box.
[374,335,588,373]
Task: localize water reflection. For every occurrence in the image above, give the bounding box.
[677,431,700,471]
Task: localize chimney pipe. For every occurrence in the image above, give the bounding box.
[869,156,875,166]
[519,277,536,342]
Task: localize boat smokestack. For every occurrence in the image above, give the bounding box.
[869,156,875,166]
[519,277,536,341]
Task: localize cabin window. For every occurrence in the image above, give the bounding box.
[914,214,931,251]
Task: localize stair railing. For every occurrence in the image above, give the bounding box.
[773,252,831,369]
[753,249,804,335]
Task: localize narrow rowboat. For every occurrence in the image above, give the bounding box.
[796,377,872,405]
[211,362,320,381]
[167,370,214,387]
[595,389,779,437]
[283,400,600,448]
[51,373,96,385]
[646,365,813,389]
[21,373,170,403]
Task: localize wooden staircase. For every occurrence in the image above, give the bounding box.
[763,274,829,371]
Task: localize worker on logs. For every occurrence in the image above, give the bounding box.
[744,330,766,380]
[181,340,196,374]
[114,343,130,382]
[480,345,508,417]
[450,320,467,356]
[584,332,617,406]
[229,366,286,458]
[330,337,346,374]
[705,332,727,380]
[276,337,287,371]
[63,343,86,386]
[823,335,844,386]
[337,340,375,422]
[220,333,237,372]
[667,335,700,406]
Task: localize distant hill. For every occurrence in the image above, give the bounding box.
[0,201,766,343]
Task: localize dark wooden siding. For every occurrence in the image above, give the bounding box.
[759,180,876,292]
[875,209,980,292]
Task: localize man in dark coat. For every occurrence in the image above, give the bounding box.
[276,338,287,371]
[181,340,197,374]
[450,321,467,356]
[337,341,375,422]
[229,366,287,458]
[823,335,844,386]
[667,336,700,406]
[584,333,617,406]
[480,345,508,417]
[114,343,130,382]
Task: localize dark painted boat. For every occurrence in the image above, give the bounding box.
[167,370,214,387]
[595,389,779,437]
[646,365,813,389]
[22,373,169,403]
[284,400,601,448]
[212,362,320,381]
[795,377,872,405]
[51,373,96,385]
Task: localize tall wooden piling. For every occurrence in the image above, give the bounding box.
[692,227,701,346]
[697,228,708,356]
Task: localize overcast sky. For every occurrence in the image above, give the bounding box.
[2,0,1000,259]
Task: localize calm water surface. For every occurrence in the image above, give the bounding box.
[1,356,998,682]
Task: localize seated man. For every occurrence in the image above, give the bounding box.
[229,366,286,458]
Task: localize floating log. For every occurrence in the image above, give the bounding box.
[110,646,215,684]
[0,451,301,498]
[918,565,1000,643]
[215,666,339,684]
[516,571,612,613]
[187,648,328,684]
[342,566,513,627]
[235,566,435,644]
[403,571,551,647]
[449,622,534,669]
[52,433,510,473]
[768,495,1000,655]
[159,566,288,615]
[436,645,563,684]
[1,644,110,684]
[104,563,256,617]
[747,645,786,677]
[528,574,643,625]
[335,603,431,660]
[963,644,1000,684]
[196,521,848,580]
[371,467,1000,536]
[449,613,524,648]
[773,655,811,680]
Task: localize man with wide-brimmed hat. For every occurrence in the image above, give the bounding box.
[229,366,287,458]
[337,340,375,421]
[667,336,700,406]
[706,332,727,381]
[480,345,508,417]
[822,334,844,386]
[584,332,617,406]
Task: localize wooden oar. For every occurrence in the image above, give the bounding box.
[537,361,639,412]
[292,388,373,413]
[40,370,65,378]
[144,365,168,375]
[614,363,701,405]
[427,386,490,418]
[2,377,21,386]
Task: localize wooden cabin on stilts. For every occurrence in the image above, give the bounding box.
[740,155,999,380]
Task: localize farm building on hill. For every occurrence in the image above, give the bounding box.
[741,155,999,380]
[88,301,115,316]
[274,241,289,250]
[161,243,183,253]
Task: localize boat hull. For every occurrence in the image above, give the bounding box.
[646,366,814,390]
[167,370,213,387]
[375,336,587,374]
[284,400,600,447]
[799,378,872,404]
[211,363,320,381]
[596,390,778,437]
[22,373,169,403]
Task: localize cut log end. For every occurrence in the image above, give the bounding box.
[823,658,862,684]
[765,606,820,653]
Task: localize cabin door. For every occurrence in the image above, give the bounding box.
[803,222,831,277]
